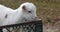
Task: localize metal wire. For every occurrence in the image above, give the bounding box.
[0,19,43,32]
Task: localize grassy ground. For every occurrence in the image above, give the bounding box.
[0,0,60,32]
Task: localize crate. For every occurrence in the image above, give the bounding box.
[0,19,43,32]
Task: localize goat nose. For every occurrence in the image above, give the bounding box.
[35,16,38,19]
[32,16,38,20]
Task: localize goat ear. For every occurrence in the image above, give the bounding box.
[22,5,26,10]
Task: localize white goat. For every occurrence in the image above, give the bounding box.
[2,2,37,25]
[0,2,37,32]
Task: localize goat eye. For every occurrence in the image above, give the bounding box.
[28,11,31,13]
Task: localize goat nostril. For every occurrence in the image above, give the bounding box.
[25,20,27,21]
[35,17,38,19]
[35,17,37,18]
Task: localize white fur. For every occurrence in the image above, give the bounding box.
[0,5,15,26]
[0,2,37,32]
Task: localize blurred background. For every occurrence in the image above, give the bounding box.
[0,0,60,32]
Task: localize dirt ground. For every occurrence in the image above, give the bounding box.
[0,0,60,32]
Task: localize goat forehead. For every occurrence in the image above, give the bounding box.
[25,5,35,11]
[26,4,35,8]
